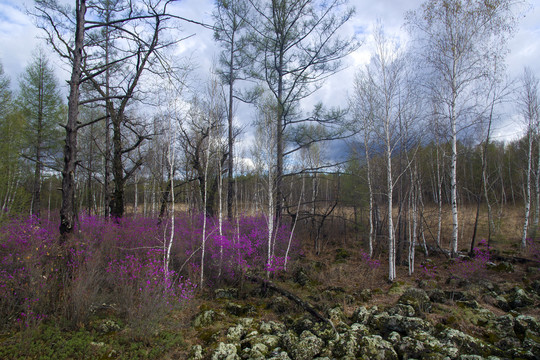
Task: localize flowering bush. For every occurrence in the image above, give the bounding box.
[527,238,540,262]
[450,239,491,279]
[0,212,299,329]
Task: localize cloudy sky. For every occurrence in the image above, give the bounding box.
[1,0,539,147]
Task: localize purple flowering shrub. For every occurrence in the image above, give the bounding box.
[0,212,299,328]
[0,216,58,328]
[527,238,540,262]
[449,239,491,279]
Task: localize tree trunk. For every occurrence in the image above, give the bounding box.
[60,0,86,237]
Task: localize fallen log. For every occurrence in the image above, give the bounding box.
[246,275,339,340]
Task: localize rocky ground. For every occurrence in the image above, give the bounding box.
[186,261,540,360]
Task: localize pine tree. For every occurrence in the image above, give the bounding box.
[18,50,64,218]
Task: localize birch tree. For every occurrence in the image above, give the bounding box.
[520,68,539,249]
[406,0,522,256]
[355,25,405,282]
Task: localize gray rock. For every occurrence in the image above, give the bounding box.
[212,342,240,360]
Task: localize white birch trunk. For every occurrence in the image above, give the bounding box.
[200,127,212,289]
[522,128,533,249]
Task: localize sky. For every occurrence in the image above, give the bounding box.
[1,0,539,149]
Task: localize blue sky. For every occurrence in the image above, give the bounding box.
[1,0,539,146]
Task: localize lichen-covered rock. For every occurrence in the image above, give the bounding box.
[215,288,239,299]
[357,335,398,360]
[212,342,240,360]
[92,319,121,334]
[398,287,432,313]
[489,261,515,273]
[514,315,540,336]
[427,289,447,304]
[268,296,289,314]
[194,310,216,328]
[226,324,245,343]
[494,295,509,311]
[351,306,370,324]
[387,331,401,345]
[260,320,286,335]
[329,324,368,359]
[292,316,314,334]
[397,330,450,359]
[440,327,498,357]
[294,267,310,286]
[327,305,346,323]
[266,350,292,360]
[370,312,433,336]
[188,345,204,360]
[282,330,323,360]
[243,342,269,359]
[387,304,416,317]
[507,287,534,309]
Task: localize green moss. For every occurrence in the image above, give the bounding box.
[0,322,184,360]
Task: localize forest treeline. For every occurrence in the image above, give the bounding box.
[0,0,537,282]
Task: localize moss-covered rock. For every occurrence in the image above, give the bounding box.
[398,287,432,314]
[507,287,534,309]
